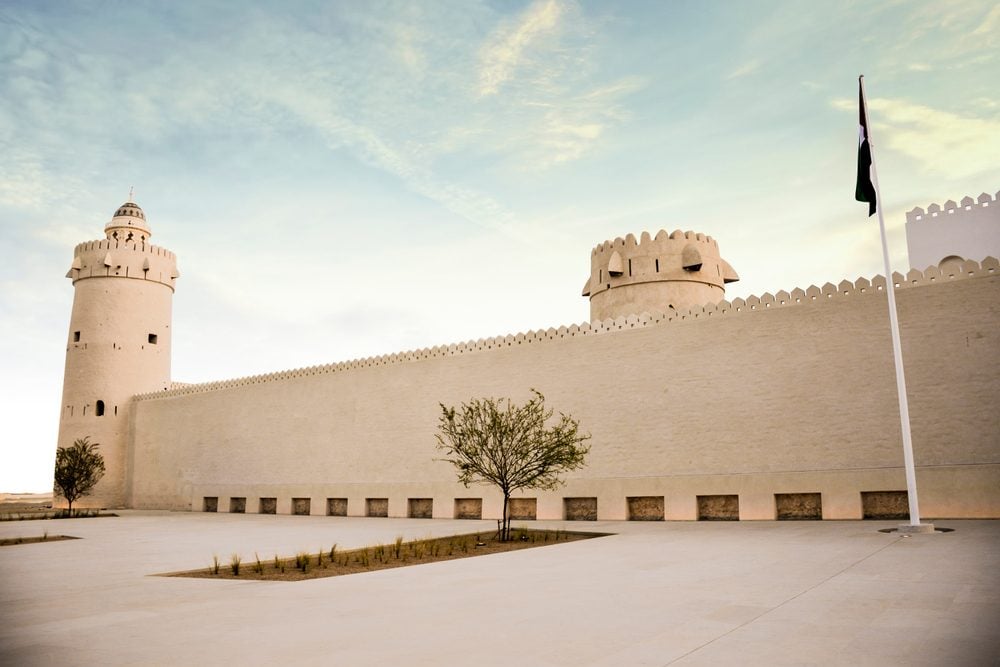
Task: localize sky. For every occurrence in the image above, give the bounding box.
[1,0,998,493]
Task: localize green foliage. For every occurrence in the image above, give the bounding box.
[436,390,590,540]
[229,553,241,576]
[53,437,106,515]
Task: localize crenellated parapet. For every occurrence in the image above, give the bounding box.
[67,239,178,290]
[906,190,998,224]
[135,257,998,403]
[906,190,1000,271]
[583,229,739,321]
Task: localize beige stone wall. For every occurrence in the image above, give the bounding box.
[128,263,1000,519]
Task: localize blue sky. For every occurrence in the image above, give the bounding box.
[2,0,998,492]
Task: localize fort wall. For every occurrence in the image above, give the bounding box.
[127,259,1000,519]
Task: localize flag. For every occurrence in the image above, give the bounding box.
[855,78,877,216]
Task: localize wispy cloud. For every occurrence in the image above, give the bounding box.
[832,96,1000,179]
[726,59,761,80]
[970,3,1000,35]
[478,0,563,97]
[516,77,643,167]
[1,1,643,244]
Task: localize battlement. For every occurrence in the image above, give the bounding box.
[590,229,720,254]
[133,257,997,403]
[67,238,179,290]
[906,190,999,224]
[584,228,738,320]
[905,189,1000,272]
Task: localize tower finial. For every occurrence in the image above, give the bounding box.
[128,185,135,202]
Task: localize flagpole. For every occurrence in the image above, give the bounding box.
[859,75,927,530]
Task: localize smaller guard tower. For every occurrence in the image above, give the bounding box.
[55,197,178,509]
[905,191,1000,271]
[582,229,738,321]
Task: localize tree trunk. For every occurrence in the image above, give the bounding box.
[501,494,510,542]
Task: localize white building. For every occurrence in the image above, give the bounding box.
[906,190,1000,271]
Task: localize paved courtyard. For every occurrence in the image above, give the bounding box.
[1,512,997,666]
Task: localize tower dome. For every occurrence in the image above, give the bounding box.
[105,199,152,243]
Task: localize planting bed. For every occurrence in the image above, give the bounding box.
[166,528,609,582]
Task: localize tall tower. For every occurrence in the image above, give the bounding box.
[56,198,178,509]
[582,229,738,321]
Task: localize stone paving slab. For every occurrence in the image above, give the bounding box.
[1,513,997,666]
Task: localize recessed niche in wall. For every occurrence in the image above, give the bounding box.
[95,400,105,417]
[203,497,218,513]
[148,333,158,344]
[408,498,432,519]
[327,498,347,516]
[73,331,80,342]
[366,498,388,518]
[861,491,909,520]
[697,494,739,520]
[259,497,277,515]
[775,493,822,520]
[454,498,483,519]
[564,497,597,521]
[229,497,246,513]
[509,498,537,520]
[292,497,311,515]
[627,496,664,521]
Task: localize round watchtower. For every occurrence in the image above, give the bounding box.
[582,229,738,321]
[55,198,178,509]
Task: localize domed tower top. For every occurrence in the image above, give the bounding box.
[105,194,151,243]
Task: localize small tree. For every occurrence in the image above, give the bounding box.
[435,390,590,541]
[54,437,106,515]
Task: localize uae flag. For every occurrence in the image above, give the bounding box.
[855,79,877,216]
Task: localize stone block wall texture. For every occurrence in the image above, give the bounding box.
[775,493,822,520]
[509,498,537,520]
[627,496,665,521]
[326,498,347,516]
[229,497,246,513]
[862,491,909,519]
[366,498,388,518]
[292,497,310,515]
[259,498,276,514]
[697,495,739,520]
[454,498,483,519]
[564,497,598,521]
[128,271,1000,519]
[408,498,433,519]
